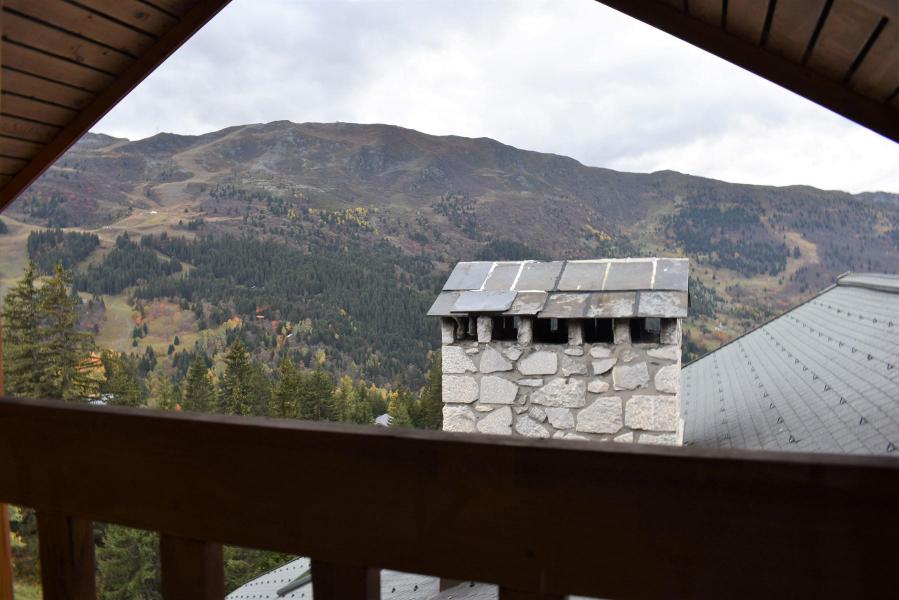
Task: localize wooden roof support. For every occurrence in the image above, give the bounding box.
[593,0,899,143]
[0,0,233,213]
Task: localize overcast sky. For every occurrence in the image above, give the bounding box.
[94,0,899,194]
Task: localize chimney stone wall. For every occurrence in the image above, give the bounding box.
[440,316,683,444]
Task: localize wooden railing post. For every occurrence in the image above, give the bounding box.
[0,505,13,600]
[36,513,96,600]
[160,535,223,600]
[311,559,380,600]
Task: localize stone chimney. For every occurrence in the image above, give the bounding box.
[427,258,688,445]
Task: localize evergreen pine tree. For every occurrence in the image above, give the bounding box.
[97,525,160,600]
[1,262,42,397]
[149,372,180,411]
[182,354,215,412]
[297,369,334,421]
[100,351,145,407]
[219,339,252,415]
[272,357,301,418]
[36,262,96,400]
[387,390,413,427]
[417,352,443,429]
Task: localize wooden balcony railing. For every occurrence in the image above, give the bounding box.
[1,395,898,600]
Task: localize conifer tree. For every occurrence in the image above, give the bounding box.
[97,525,160,600]
[36,263,96,400]
[1,261,42,397]
[219,339,252,415]
[387,390,413,427]
[149,372,180,411]
[272,357,301,418]
[100,351,145,407]
[417,352,443,429]
[297,369,334,421]
[182,354,215,412]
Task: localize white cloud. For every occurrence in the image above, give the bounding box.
[93,0,899,193]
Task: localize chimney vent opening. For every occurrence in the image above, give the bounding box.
[583,318,614,344]
[533,318,568,344]
[491,316,519,341]
[630,317,662,343]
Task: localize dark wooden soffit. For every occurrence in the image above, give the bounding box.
[595,0,899,144]
[0,0,233,213]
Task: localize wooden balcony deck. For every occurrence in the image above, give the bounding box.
[1,395,898,599]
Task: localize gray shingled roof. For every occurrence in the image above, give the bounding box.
[682,273,899,456]
[429,259,689,319]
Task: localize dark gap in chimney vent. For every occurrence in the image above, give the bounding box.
[455,316,476,341]
[583,318,614,344]
[491,316,518,341]
[534,318,568,344]
[630,317,661,343]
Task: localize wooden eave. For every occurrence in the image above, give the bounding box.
[0,0,232,212]
[594,0,899,143]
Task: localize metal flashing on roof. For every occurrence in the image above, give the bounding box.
[637,291,688,318]
[539,293,588,319]
[427,291,460,316]
[837,273,899,294]
[452,290,517,313]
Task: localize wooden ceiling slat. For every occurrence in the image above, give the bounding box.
[0,115,62,144]
[849,19,899,101]
[1,68,96,110]
[766,0,828,62]
[0,136,44,159]
[0,157,29,176]
[0,93,80,127]
[807,0,883,80]
[0,176,12,188]
[73,0,179,37]
[2,42,116,92]
[142,0,196,18]
[726,0,769,45]
[2,10,134,74]
[4,0,156,57]
[688,0,723,28]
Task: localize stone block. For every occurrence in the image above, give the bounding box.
[528,405,547,422]
[480,376,518,404]
[465,348,479,355]
[576,397,623,434]
[589,345,613,358]
[660,318,681,345]
[592,357,617,375]
[443,375,478,404]
[563,433,589,441]
[561,355,588,376]
[638,431,679,445]
[480,346,513,373]
[564,347,584,356]
[517,378,544,387]
[613,431,635,443]
[518,351,558,375]
[613,362,649,390]
[443,405,477,432]
[654,364,679,394]
[620,348,639,363]
[504,346,523,361]
[474,404,494,412]
[545,407,575,429]
[587,380,610,394]
[531,378,586,408]
[441,318,456,344]
[442,346,476,374]
[477,405,513,435]
[514,414,551,438]
[625,395,678,431]
[568,320,583,346]
[517,318,533,345]
[647,345,680,361]
[613,319,631,344]
[477,316,493,343]
[514,406,528,414]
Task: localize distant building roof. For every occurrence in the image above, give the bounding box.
[682,273,899,456]
[428,258,689,319]
[375,413,393,427]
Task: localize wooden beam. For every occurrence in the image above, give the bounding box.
[311,560,380,600]
[159,535,223,600]
[0,0,234,213]
[592,0,899,143]
[0,321,11,600]
[499,588,564,600]
[36,513,96,600]
[0,397,898,599]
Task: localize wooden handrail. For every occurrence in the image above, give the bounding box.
[1,395,898,599]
